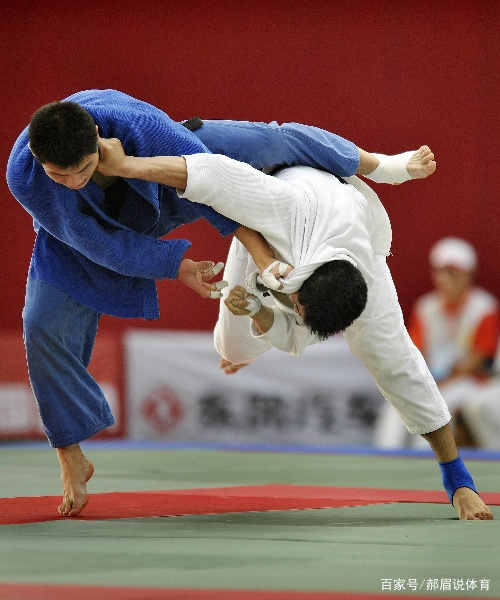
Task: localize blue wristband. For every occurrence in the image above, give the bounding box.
[439,456,478,505]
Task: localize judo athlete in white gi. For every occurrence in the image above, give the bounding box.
[97,140,493,521]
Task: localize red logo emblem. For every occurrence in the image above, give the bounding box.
[142,387,185,432]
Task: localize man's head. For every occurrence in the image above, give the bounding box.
[290,260,368,339]
[429,237,477,303]
[28,101,99,189]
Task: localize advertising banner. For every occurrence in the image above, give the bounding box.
[126,331,384,446]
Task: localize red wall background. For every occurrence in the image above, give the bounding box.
[1,0,499,337]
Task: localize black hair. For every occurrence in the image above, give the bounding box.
[298,260,368,339]
[28,101,98,168]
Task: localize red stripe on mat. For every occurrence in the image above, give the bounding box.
[0,583,486,600]
[1,485,499,525]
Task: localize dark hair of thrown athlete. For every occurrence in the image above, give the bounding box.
[298,260,368,339]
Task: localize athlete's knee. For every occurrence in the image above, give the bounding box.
[214,322,255,365]
[213,325,238,363]
[23,310,64,366]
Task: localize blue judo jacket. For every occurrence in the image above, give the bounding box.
[6,89,238,319]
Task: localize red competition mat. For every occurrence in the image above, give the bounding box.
[1,583,491,600]
[2,484,500,525]
[0,583,491,600]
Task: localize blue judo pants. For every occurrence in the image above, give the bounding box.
[193,120,360,176]
[23,120,359,447]
[23,278,114,447]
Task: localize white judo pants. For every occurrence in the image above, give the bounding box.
[215,238,451,437]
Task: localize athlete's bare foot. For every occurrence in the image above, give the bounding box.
[453,487,493,520]
[56,443,94,517]
[219,358,250,375]
[358,146,436,183]
[405,145,436,180]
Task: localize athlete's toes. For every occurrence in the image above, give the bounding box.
[425,152,435,165]
[68,500,88,517]
[58,500,71,516]
[419,146,433,162]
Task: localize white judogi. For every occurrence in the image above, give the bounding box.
[179,154,451,435]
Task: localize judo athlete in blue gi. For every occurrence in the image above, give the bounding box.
[7,89,436,517]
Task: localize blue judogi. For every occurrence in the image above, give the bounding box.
[7,89,239,320]
[7,89,359,446]
[192,119,359,176]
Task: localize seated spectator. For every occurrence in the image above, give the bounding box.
[374,237,499,448]
[460,345,500,449]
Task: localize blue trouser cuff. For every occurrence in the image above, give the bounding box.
[439,456,478,505]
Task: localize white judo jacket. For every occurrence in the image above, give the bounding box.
[179,154,450,435]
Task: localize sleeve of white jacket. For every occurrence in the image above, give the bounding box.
[249,306,319,356]
[178,153,301,236]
